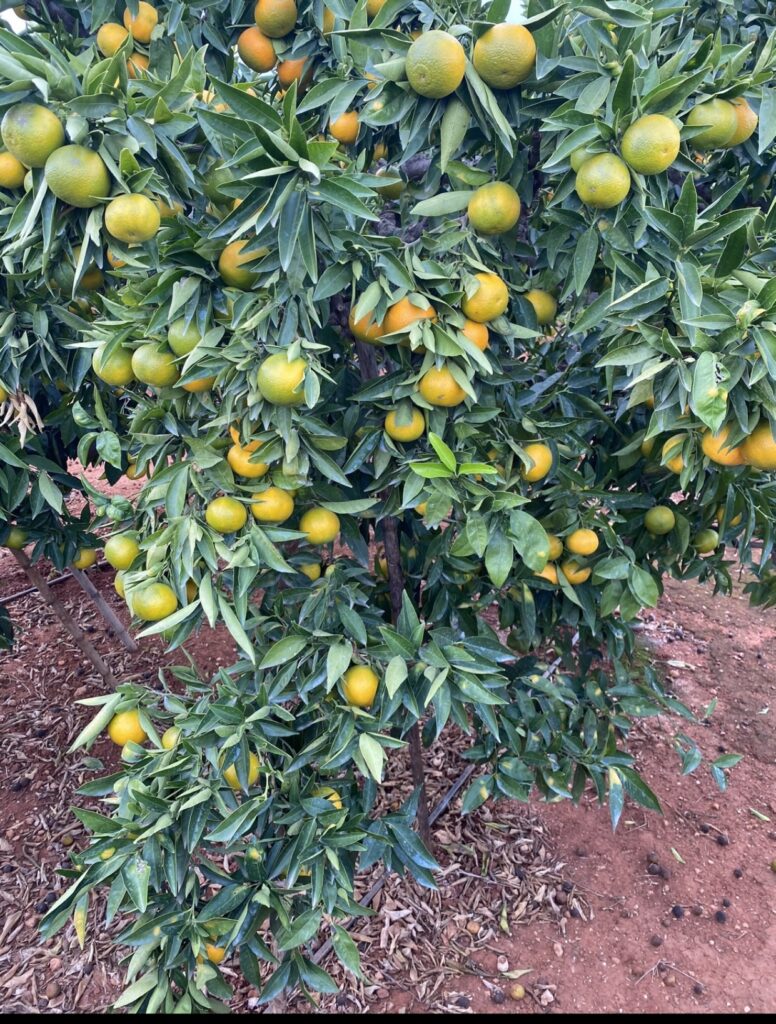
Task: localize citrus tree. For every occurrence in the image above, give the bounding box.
[1,0,775,1011]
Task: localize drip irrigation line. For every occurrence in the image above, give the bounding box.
[1,559,110,606]
[310,631,580,968]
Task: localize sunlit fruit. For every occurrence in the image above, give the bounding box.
[218,239,266,289]
[108,709,147,746]
[329,110,359,145]
[237,25,276,71]
[161,726,180,750]
[701,426,745,467]
[227,440,269,478]
[131,343,180,387]
[741,421,776,470]
[575,153,631,209]
[132,582,179,620]
[383,296,437,335]
[299,507,340,544]
[104,534,140,570]
[206,496,248,533]
[566,529,599,556]
[560,559,591,585]
[472,22,536,89]
[460,319,489,350]
[223,751,260,790]
[44,144,110,208]
[461,272,509,322]
[467,181,521,236]
[105,193,160,243]
[406,30,466,99]
[250,486,294,523]
[342,665,379,707]
[418,366,466,407]
[686,98,737,150]
[520,442,552,482]
[71,547,98,570]
[257,353,307,406]
[312,785,343,810]
[384,407,425,442]
[92,343,135,386]
[644,505,676,535]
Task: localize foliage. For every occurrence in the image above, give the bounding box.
[0,0,774,1010]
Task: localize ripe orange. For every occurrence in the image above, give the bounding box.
[621,114,680,174]
[701,426,745,466]
[127,52,150,78]
[406,30,466,99]
[123,2,158,44]
[237,26,276,72]
[342,665,379,707]
[724,97,758,147]
[108,709,147,746]
[218,239,266,289]
[0,151,26,189]
[534,563,558,584]
[366,0,386,15]
[349,305,384,344]
[181,375,215,393]
[104,534,140,570]
[254,0,297,38]
[257,352,307,405]
[161,726,180,750]
[313,785,343,810]
[385,407,425,442]
[277,57,310,88]
[467,181,521,235]
[418,366,466,407]
[524,289,557,326]
[299,562,321,581]
[662,434,686,473]
[473,23,536,89]
[44,145,110,208]
[227,440,269,478]
[715,504,742,529]
[72,547,98,570]
[299,507,340,544]
[383,296,437,335]
[223,750,261,790]
[520,442,552,482]
[1,102,64,168]
[546,534,563,560]
[329,110,359,145]
[92,343,135,386]
[566,528,599,556]
[250,486,294,523]
[105,193,161,243]
[644,505,675,535]
[205,496,248,533]
[560,560,591,585]
[686,99,737,150]
[575,153,631,209]
[741,421,776,470]
[132,582,178,620]
[97,22,128,56]
[461,272,509,322]
[131,343,180,387]
[460,319,489,350]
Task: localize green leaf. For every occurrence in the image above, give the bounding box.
[485,531,513,588]
[327,642,353,688]
[410,191,472,217]
[427,431,456,471]
[573,227,598,295]
[331,925,363,978]
[440,99,471,173]
[385,655,407,698]
[358,733,385,782]
[259,635,307,670]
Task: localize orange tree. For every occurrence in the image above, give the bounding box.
[1,0,775,1009]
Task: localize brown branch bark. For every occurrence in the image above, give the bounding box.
[11,549,118,687]
[69,567,139,653]
[353,337,432,848]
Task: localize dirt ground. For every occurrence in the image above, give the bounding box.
[1,475,775,1013]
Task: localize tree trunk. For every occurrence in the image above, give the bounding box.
[353,337,432,848]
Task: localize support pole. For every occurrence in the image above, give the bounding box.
[10,549,118,687]
[69,567,139,652]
